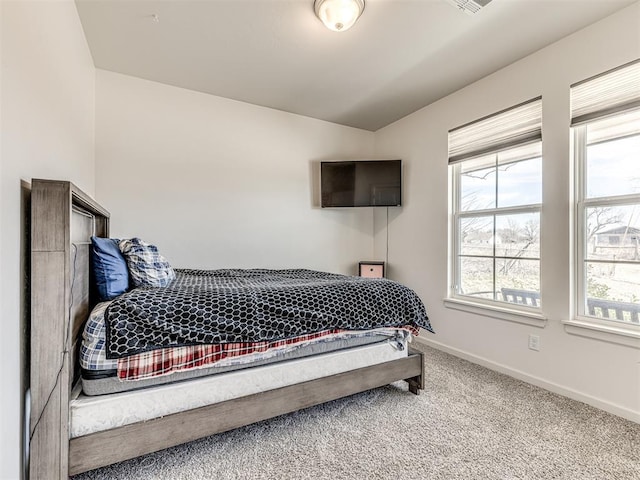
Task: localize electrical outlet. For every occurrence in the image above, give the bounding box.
[528,334,540,351]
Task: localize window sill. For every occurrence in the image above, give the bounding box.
[563,317,640,348]
[443,297,547,328]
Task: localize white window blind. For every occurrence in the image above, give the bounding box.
[571,58,640,126]
[448,97,542,165]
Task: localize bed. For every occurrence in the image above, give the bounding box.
[29,179,431,479]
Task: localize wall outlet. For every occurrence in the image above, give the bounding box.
[528,334,540,351]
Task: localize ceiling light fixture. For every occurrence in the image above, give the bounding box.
[314,0,365,32]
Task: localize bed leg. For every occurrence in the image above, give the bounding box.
[406,349,425,395]
[407,376,422,395]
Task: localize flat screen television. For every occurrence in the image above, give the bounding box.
[321,160,402,208]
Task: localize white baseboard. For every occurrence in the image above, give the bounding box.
[414,336,639,424]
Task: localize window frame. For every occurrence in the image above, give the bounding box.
[448,144,543,316]
[565,59,640,345]
[572,119,640,329]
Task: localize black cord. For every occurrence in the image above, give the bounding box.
[29,243,77,442]
[386,206,390,266]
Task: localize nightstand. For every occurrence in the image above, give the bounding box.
[359,261,385,278]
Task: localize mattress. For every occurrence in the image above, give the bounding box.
[70,338,408,438]
[82,332,402,395]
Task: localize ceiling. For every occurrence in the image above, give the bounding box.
[75,0,635,131]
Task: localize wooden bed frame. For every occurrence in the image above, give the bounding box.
[29,179,425,479]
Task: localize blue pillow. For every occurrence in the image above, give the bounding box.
[91,236,130,301]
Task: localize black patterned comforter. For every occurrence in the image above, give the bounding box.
[104,269,432,359]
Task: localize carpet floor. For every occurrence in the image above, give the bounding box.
[72,344,640,480]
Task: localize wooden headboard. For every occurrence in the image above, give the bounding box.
[30,179,109,479]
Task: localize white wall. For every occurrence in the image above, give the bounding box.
[95,70,376,275]
[374,3,640,421]
[0,1,95,478]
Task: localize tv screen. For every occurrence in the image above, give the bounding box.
[321,160,402,208]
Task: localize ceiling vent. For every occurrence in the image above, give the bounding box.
[446,0,492,15]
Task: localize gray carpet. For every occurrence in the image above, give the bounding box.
[72,345,640,480]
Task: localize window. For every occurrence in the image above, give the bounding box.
[449,98,542,310]
[572,60,640,326]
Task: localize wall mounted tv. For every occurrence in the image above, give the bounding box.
[321,160,402,208]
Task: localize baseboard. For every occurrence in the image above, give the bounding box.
[414,336,639,424]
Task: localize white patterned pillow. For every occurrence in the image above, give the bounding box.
[118,238,176,288]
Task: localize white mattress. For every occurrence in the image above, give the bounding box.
[70,339,407,438]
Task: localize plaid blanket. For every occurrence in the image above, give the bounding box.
[116,327,415,380]
[105,269,432,359]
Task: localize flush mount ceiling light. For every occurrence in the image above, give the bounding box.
[314,0,365,32]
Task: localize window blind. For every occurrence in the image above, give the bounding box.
[448,97,542,165]
[570,58,640,126]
